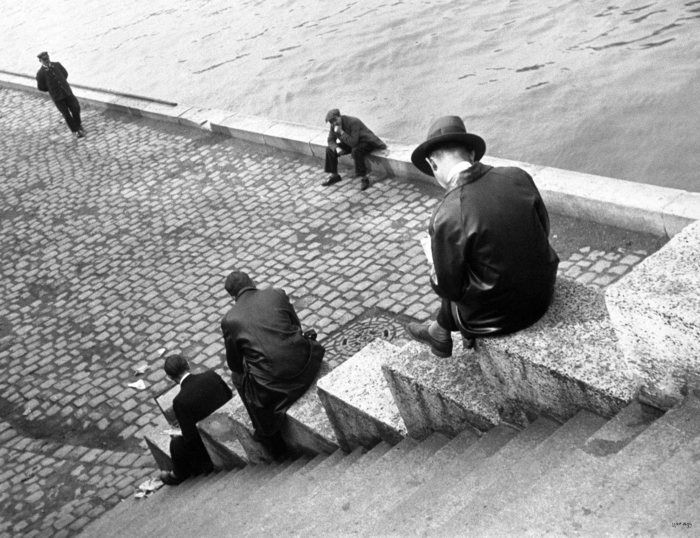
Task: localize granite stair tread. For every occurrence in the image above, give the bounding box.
[394,416,560,534]
[586,434,700,535]
[371,424,519,535]
[318,433,452,534]
[281,439,419,535]
[253,448,376,534]
[440,410,608,535]
[484,394,700,536]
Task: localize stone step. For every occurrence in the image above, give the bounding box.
[258,445,370,535]
[605,220,700,408]
[140,464,284,537]
[440,410,608,535]
[254,446,385,535]
[484,393,700,535]
[382,340,508,437]
[581,399,664,457]
[270,439,417,536]
[306,433,451,535]
[281,361,340,455]
[373,424,518,535]
[395,417,559,534]
[316,339,407,451]
[584,434,700,534]
[476,277,640,421]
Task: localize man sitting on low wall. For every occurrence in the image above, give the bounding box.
[159,355,232,486]
[406,115,559,356]
[221,270,324,460]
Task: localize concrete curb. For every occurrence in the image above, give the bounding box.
[3,72,697,238]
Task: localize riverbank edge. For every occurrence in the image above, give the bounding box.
[3,72,697,238]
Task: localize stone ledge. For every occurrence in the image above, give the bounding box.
[316,340,407,451]
[382,340,507,437]
[605,220,700,408]
[1,71,695,238]
[477,278,641,421]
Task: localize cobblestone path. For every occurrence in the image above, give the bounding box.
[0,87,665,536]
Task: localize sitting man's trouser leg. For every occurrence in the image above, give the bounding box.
[324,142,353,176]
[169,435,213,479]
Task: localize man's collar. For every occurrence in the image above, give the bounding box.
[445,161,474,189]
[179,372,191,386]
[235,286,256,300]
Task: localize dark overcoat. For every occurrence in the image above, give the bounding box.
[430,161,559,335]
[327,115,386,150]
[221,287,324,436]
[171,370,232,476]
[36,62,73,101]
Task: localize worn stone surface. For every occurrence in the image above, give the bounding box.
[317,340,407,451]
[477,278,641,421]
[282,362,340,455]
[383,340,507,437]
[606,220,700,408]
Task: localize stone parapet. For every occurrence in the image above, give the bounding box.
[1,71,695,238]
[316,340,407,452]
[605,220,700,408]
[476,278,641,421]
[382,341,507,437]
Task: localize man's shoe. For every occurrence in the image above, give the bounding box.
[75,130,85,139]
[159,471,184,486]
[322,174,342,187]
[406,323,453,358]
[360,176,370,191]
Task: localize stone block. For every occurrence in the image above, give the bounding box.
[176,107,210,128]
[139,102,190,124]
[308,132,328,159]
[382,340,506,437]
[662,192,700,238]
[605,220,700,408]
[532,165,679,237]
[375,145,424,182]
[209,114,275,145]
[196,395,273,464]
[141,414,175,471]
[282,362,340,455]
[263,122,319,156]
[317,340,407,451]
[197,415,248,469]
[477,278,640,421]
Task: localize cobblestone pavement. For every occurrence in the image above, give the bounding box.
[0,87,666,536]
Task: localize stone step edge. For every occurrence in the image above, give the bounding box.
[1,72,695,238]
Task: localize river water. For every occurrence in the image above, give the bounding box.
[3,0,699,191]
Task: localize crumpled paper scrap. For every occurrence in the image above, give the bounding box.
[134,477,163,498]
[128,379,148,390]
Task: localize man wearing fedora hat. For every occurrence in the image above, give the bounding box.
[322,108,386,191]
[406,116,559,357]
[36,51,85,139]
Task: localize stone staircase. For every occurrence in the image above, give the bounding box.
[81,395,699,536]
[81,220,699,536]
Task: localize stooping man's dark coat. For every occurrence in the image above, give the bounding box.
[171,370,232,476]
[220,287,324,436]
[430,161,559,336]
[327,115,386,151]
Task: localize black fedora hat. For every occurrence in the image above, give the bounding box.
[411,116,486,176]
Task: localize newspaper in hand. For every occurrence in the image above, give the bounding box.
[417,231,438,285]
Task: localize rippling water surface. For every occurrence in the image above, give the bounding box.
[3,0,699,191]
